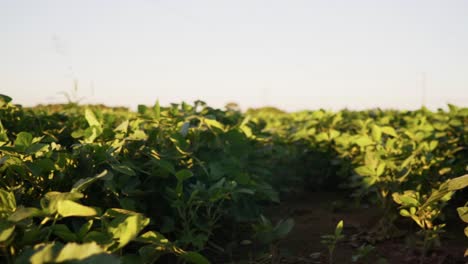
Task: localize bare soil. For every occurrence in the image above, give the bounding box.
[260,192,467,264]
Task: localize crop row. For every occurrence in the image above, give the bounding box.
[249,105,468,256]
[1,94,467,263]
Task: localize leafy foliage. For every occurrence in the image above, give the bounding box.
[1,94,468,262]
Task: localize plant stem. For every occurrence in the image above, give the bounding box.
[45,214,59,241]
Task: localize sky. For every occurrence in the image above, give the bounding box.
[1,0,467,111]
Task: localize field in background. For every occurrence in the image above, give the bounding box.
[1,94,467,263]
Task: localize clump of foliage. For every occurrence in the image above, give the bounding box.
[0,94,280,263]
[1,93,468,263]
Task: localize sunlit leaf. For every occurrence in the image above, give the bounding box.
[85,109,101,128]
[448,174,468,191]
[0,220,15,243]
[0,189,16,216]
[106,212,150,251]
[72,170,112,193]
[335,220,344,236]
[371,125,382,141]
[381,126,397,137]
[57,200,98,218]
[457,207,468,223]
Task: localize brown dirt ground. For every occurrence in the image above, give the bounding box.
[258,191,468,264]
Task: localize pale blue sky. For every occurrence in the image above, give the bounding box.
[1,0,467,111]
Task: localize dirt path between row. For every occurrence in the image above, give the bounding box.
[263,192,466,264]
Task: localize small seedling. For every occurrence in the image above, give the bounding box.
[321,220,345,264]
[253,215,295,263]
[352,244,375,263]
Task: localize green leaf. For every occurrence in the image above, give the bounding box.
[400,209,411,217]
[72,170,111,193]
[355,166,374,177]
[22,242,119,264]
[104,208,142,217]
[154,159,176,175]
[315,132,329,142]
[0,220,15,243]
[83,127,102,143]
[448,174,468,191]
[14,132,33,152]
[364,152,379,169]
[83,231,113,245]
[106,212,150,251]
[381,126,397,137]
[118,198,137,211]
[8,207,42,222]
[30,158,55,174]
[85,109,101,128]
[256,183,280,203]
[111,164,136,176]
[335,220,344,236]
[78,220,94,239]
[439,167,452,175]
[178,251,211,264]
[203,118,224,131]
[371,125,382,141]
[400,195,419,207]
[154,100,161,120]
[129,130,147,140]
[0,189,16,216]
[71,129,85,139]
[28,242,62,264]
[56,242,117,263]
[376,163,386,177]
[53,224,79,242]
[135,231,170,245]
[20,225,43,246]
[329,129,340,140]
[274,218,294,238]
[0,94,12,106]
[138,245,165,263]
[176,169,194,182]
[138,104,147,114]
[114,120,129,133]
[25,143,48,154]
[41,192,84,214]
[0,120,8,142]
[355,135,374,147]
[429,140,438,151]
[57,200,98,218]
[180,122,190,137]
[457,207,468,223]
